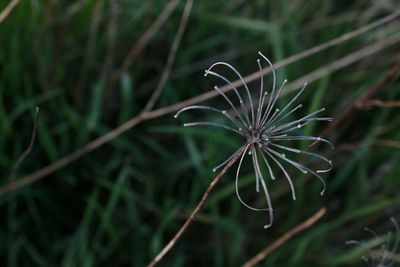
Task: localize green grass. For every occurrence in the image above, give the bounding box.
[1,0,400,266]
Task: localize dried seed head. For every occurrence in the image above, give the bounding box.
[346,217,399,267]
[175,52,333,229]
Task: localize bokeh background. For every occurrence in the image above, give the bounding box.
[1,0,400,266]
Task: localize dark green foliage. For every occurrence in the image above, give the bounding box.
[1,0,399,266]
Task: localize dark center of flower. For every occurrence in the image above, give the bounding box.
[249,129,270,146]
[261,131,270,146]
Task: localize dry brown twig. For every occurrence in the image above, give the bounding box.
[147,146,246,267]
[269,32,400,106]
[0,0,20,24]
[374,139,400,149]
[339,139,400,152]
[241,207,326,267]
[320,61,400,138]
[1,11,400,196]
[358,99,400,108]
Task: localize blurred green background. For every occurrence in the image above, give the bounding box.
[1,0,400,266]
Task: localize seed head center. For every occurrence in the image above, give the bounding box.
[249,128,270,146]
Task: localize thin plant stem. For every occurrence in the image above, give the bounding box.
[74,0,104,98]
[374,139,400,149]
[147,146,246,267]
[275,33,400,104]
[7,107,39,267]
[241,207,326,267]
[143,0,193,112]
[0,0,20,24]
[359,99,400,108]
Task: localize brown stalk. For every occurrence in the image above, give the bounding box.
[64,0,87,21]
[241,207,326,267]
[320,61,400,138]
[374,139,400,149]
[147,146,246,267]
[0,12,399,196]
[358,99,400,108]
[0,0,20,24]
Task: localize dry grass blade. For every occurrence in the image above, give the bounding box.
[147,146,246,267]
[10,107,39,181]
[241,208,326,267]
[282,33,400,98]
[0,0,20,24]
[143,0,193,112]
[358,99,400,108]
[374,139,400,149]
[0,12,398,196]
[321,61,400,137]
[75,0,104,96]
[271,9,400,71]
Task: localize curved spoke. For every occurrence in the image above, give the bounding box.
[270,104,303,127]
[212,146,245,173]
[251,147,260,193]
[184,121,245,135]
[266,147,326,196]
[235,144,270,212]
[207,62,255,127]
[260,79,287,128]
[386,218,400,267]
[261,107,281,129]
[175,105,247,131]
[252,147,273,229]
[204,69,251,127]
[267,83,307,127]
[346,240,375,267]
[262,147,296,200]
[270,135,335,150]
[380,232,391,265]
[259,149,276,180]
[258,52,276,124]
[256,59,265,128]
[270,143,333,173]
[269,108,326,133]
[212,85,249,128]
[271,117,333,136]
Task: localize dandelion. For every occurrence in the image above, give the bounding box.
[346,217,400,267]
[175,51,333,229]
